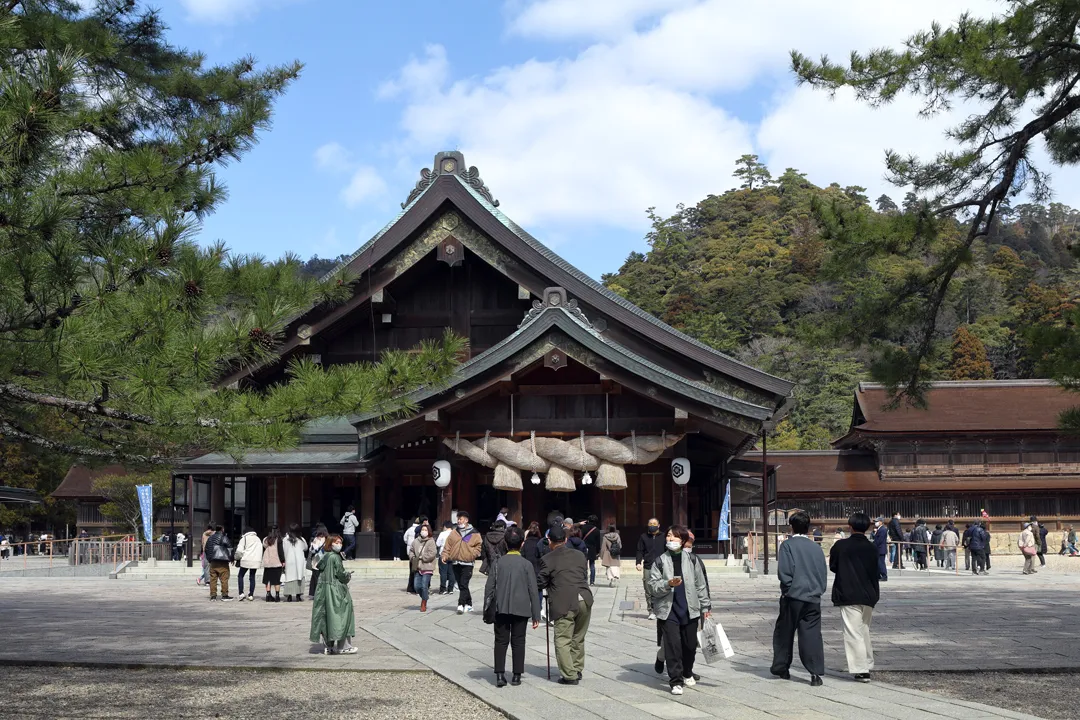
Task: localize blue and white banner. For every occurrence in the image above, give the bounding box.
[718,481,731,542]
[136,485,154,542]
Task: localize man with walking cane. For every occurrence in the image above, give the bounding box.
[538,525,593,685]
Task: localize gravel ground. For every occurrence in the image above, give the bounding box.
[876,671,1078,720]
[0,667,507,720]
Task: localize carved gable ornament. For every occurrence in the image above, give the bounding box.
[518,287,594,329]
[437,236,463,267]
[402,151,500,209]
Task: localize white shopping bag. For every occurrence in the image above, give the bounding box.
[697,615,735,664]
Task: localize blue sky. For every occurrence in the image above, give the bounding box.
[151,0,1071,280]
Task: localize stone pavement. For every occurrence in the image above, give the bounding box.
[620,565,1080,672]
[0,576,422,671]
[1,564,1077,719]
[364,572,1072,720]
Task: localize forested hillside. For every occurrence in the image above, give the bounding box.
[602,156,1080,449]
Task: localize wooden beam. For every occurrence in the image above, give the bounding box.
[447,418,682,434]
[516,384,606,396]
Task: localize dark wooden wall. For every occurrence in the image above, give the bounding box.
[319,250,527,365]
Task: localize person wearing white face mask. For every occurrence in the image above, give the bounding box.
[409,523,438,612]
[309,534,357,655]
[646,525,711,695]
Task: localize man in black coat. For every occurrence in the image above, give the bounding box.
[204,524,235,602]
[872,518,889,581]
[829,512,880,683]
[580,515,603,586]
[539,525,594,685]
[887,513,904,569]
[636,518,666,620]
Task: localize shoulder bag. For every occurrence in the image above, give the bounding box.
[483,556,499,625]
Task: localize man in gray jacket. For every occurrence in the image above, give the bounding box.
[483,526,540,687]
[771,510,827,686]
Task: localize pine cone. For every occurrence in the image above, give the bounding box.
[156,247,172,266]
[248,327,275,350]
[104,283,118,293]
[70,293,81,308]
[184,280,201,297]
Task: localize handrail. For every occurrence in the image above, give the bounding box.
[0,536,177,570]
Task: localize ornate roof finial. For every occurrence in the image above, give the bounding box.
[401,151,500,209]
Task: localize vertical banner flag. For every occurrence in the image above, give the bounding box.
[718,480,731,542]
[136,485,154,543]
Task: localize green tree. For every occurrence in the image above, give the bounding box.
[0,2,463,465]
[92,470,170,539]
[0,439,72,534]
[949,326,993,380]
[792,0,1080,402]
[733,154,773,191]
[876,195,899,214]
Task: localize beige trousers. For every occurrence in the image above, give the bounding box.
[840,605,875,674]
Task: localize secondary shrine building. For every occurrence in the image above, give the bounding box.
[753,380,1080,532]
[174,152,795,557]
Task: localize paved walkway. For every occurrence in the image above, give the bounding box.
[1,563,1077,719]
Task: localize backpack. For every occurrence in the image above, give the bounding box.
[609,538,622,557]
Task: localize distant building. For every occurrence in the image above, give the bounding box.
[750,380,1080,529]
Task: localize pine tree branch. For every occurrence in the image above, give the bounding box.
[0,420,170,465]
[0,383,229,428]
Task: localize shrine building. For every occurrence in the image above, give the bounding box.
[171,152,795,558]
[751,380,1080,532]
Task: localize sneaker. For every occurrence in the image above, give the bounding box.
[339,646,358,655]
[647,613,657,621]
[810,675,823,687]
[671,685,683,696]
[238,594,247,602]
[557,677,578,686]
[464,605,473,613]
[457,605,465,615]
[220,595,235,602]
[854,673,871,683]
[323,647,335,655]
[208,596,217,601]
[683,676,696,687]
[248,593,254,601]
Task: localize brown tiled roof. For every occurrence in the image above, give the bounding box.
[746,451,881,494]
[849,380,1078,435]
[51,464,128,500]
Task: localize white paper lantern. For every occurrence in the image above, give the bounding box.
[432,460,452,488]
[530,472,541,485]
[671,457,690,486]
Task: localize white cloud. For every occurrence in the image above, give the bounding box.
[341,166,388,208]
[508,0,693,40]
[314,142,353,174]
[757,85,968,203]
[374,1,1010,235]
[377,45,449,100]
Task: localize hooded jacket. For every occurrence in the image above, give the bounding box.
[441,524,482,565]
[480,527,507,575]
[235,531,262,569]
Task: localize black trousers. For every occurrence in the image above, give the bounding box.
[493,613,528,674]
[1037,551,1045,566]
[971,549,987,574]
[453,564,474,606]
[308,569,319,597]
[660,617,698,687]
[771,596,824,676]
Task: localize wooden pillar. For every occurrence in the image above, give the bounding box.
[360,473,376,533]
[506,490,522,526]
[599,490,616,534]
[437,480,454,527]
[210,476,225,526]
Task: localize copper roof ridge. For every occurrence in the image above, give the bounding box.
[858,379,1061,391]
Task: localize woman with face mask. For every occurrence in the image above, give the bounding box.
[409,523,438,611]
[646,525,712,695]
[309,534,357,655]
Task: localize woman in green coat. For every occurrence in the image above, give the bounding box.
[309,534,357,655]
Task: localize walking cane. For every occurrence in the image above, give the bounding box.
[544,592,551,680]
